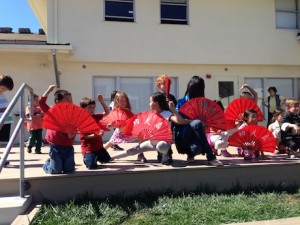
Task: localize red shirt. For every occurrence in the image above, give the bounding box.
[80,114,104,154]
[25,106,43,131]
[39,96,74,146]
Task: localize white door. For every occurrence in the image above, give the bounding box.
[214,76,239,109]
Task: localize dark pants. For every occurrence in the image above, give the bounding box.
[0,124,11,142]
[28,129,43,151]
[174,120,216,161]
[84,148,111,169]
[282,136,300,151]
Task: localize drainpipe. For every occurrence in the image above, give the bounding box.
[52,49,60,88]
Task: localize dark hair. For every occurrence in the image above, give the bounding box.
[54,89,71,102]
[185,76,205,99]
[271,107,284,123]
[28,93,39,102]
[214,100,225,111]
[151,92,168,111]
[0,74,14,91]
[110,90,118,102]
[243,109,258,121]
[268,87,277,93]
[80,97,95,108]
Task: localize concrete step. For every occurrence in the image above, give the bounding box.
[0,195,32,225]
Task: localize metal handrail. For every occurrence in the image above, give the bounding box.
[0,83,33,197]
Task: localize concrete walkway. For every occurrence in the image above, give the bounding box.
[226,217,300,225]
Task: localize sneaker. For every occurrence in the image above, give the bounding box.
[237,147,244,157]
[27,147,32,153]
[161,155,171,165]
[35,149,42,154]
[288,150,297,159]
[112,145,124,151]
[208,159,223,166]
[137,153,147,163]
[220,149,232,157]
[186,156,195,163]
[243,150,253,160]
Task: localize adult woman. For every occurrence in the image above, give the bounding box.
[263,86,285,127]
[174,76,222,166]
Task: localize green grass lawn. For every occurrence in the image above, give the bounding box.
[31,185,300,225]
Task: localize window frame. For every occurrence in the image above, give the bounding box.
[104,0,135,23]
[160,0,188,25]
[275,0,299,29]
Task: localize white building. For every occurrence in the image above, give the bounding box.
[1,0,300,139]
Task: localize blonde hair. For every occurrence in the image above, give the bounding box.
[156,74,172,88]
[285,98,300,109]
[114,91,132,110]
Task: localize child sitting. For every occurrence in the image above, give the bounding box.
[280,98,300,158]
[268,107,285,154]
[39,85,76,174]
[238,109,267,160]
[79,96,111,169]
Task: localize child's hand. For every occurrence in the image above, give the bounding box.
[168,101,175,111]
[48,85,57,92]
[68,133,76,139]
[97,94,104,102]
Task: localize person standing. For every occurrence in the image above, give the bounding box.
[0,74,14,166]
[263,87,285,127]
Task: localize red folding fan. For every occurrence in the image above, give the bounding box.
[179,97,227,132]
[228,125,276,153]
[225,98,263,129]
[43,103,100,134]
[124,111,172,142]
[101,108,134,128]
[165,77,171,101]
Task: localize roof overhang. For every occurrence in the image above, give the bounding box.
[27,0,47,34]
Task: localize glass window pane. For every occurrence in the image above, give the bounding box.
[266,78,294,99]
[120,77,152,113]
[161,5,187,20]
[275,0,296,11]
[218,81,235,109]
[105,1,134,22]
[93,77,115,111]
[276,12,297,28]
[297,79,300,98]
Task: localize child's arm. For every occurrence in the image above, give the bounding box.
[240,84,258,103]
[168,101,191,125]
[98,94,110,116]
[39,85,57,113]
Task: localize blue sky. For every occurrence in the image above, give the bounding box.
[0,0,41,33]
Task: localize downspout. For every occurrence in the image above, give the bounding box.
[52,49,60,88]
[48,0,60,87]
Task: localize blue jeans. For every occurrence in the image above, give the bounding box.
[43,145,75,174]
[84,148,111,169]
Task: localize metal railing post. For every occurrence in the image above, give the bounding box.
[19,92,25,198]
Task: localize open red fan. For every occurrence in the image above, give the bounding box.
[101,108,134,128]
[179,97,227,132]
[165,77,171,101]
[228,125,276,153]
[225,98,263,129]
[43,103,100,134]
[124,111,172,142]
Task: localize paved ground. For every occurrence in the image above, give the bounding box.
[1,143,300,180]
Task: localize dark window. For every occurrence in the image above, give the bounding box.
[161,0,188,25]
[105,0,134,22]
[219,82,234,99]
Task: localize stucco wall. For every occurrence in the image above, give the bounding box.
[49,0,300,65]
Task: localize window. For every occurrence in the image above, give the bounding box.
[161,0,188,25]
[275,0,299,29]
[105,0,134,22]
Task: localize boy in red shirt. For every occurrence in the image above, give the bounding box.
[39,85,75,174]
[79,96,111,169]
